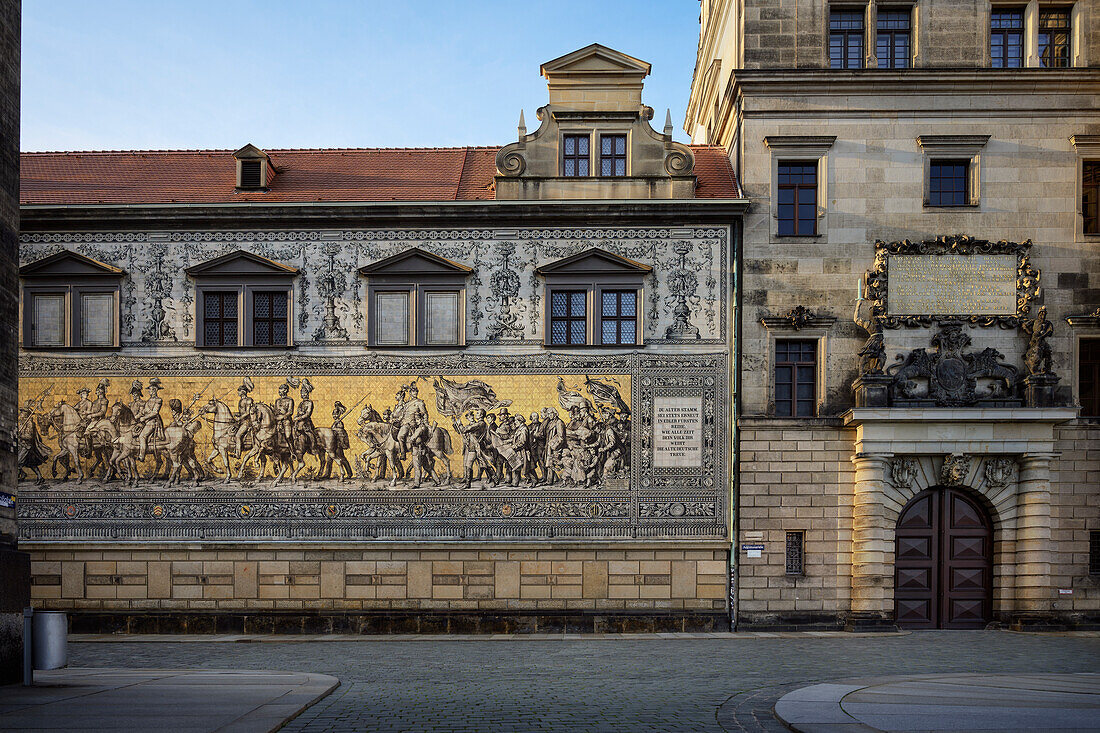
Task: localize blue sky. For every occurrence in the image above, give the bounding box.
[21,1,701,151]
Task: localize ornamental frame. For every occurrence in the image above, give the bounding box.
[864,235,1040,329]
[17,352,728,543]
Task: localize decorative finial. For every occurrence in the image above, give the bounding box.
[663,108,673,137]
[518,110,526,138]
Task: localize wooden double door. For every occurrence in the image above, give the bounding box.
[895,487,993,629]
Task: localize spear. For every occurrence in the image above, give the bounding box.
[184,379,215,413]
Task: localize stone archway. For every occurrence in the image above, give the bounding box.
[895,486,993,629]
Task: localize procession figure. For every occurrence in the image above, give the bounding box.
[135,377,164,462]
[166,398,205,483]
[528,412,547,484]
[17,404,50,482]
[396,383,429,459]
[405,411,432,488]
[232,377,256,457]
[327,401,353,480]
[293,378,316,454]
[87,379,113,436]
[453,408,494,489]
[512,414,536,484]
[273,381,295,445]
[541,407,566,486]
[127,380,144,425]
[596,407,626,477]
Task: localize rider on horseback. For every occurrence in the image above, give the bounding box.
[274,380,295,446]
[232,377,256,457]
[135,377,164,462]
[396,383,428,460]
[292,378,317,453]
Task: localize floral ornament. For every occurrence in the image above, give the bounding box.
[487,242,525,339]
[665,243,700,340]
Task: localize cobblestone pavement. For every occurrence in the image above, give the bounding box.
[70,631,1100,732]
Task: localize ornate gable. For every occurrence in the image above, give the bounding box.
[358,248,472,277]
[184,250,298,277]
[19,249,124,278]
[536,248,652,276]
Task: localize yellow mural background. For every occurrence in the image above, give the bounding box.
[19,373,631,477]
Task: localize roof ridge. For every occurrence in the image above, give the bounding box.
[21,145,505,156]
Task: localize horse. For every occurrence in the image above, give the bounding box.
[356,421,405,486]
[198,397,239,480]
[420,422,454,486]
[42,403,85,482]
[239,402,295,484]
[105,403,176,483]
[290,424,350,483]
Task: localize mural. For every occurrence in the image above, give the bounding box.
[19,227,729,345]
[17,373,631,490]
[15,352,727,542]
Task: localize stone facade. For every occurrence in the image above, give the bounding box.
[689,0,1100,628]
[0,0,28,684]
[17,46,746,630]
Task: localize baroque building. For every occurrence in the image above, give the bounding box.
[687,0,1100,629]
[16,45,747,632]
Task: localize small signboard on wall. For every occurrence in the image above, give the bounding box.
[741,543,764,558]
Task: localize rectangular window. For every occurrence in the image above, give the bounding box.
[374,291,410,346]
[32,293,65,347]
[929,159,969,206]
[775,339,817,417]
[1039,8,1071,68]
[203,292,238,346]
[600,290,637,345]
[550,290,587,345]
[600,134,627,176]
[252,291,288,346]
[786,531,805,575]
[80,293,115,347]
[990,7,1025,68]
[562,134,590,177]
[1084,161,1100,235]
[829,9,865,69]
[877,8,911,69]
[1082,339,1100,418]
[425,291,460,345]
[1091,531,1100,575]
[777,162,818,236]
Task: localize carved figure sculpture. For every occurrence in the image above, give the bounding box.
[940,453,972,486]
[888,323,1018,406]
[1021,306,1054,376]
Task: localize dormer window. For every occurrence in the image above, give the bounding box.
[562,133,591,176]
[600,134,628,176]
[19,250,125,349]
[359,248,471,348]
[233,143,273,190]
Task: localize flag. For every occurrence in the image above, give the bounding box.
[584,375,630,416]
[432,376,512,417]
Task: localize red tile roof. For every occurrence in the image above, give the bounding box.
[20,145,739,205]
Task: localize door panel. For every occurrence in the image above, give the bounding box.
[895,488,992,629]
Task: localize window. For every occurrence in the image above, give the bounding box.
[777,162,818,236]
[563,134,590,176]
[550,290,588,345]
[359,248,470,348]
[600,134,627,176]
[1038,8,1071,68]
[600,290,637,345]
[203,292,239,347]
[80,293,116,347]
[786,531,805,575]
[830,9,864,69]
[252,291,288,346]
[990,8,1025,68]
[20,250,124,349]
[1091,531,1100,575]
[239,160,262,188]
[1084,161,1100,235]
[928,160,970,206]
[31,293,65,347]
[877,8,911,68]
[1082,339,1100,418]
[775,339,816,417]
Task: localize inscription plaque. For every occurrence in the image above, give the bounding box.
[888,254,1017,316]
[653,396,703,468]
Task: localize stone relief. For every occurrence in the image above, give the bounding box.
[983,458,1016,490]
[940,454,972,486]
[887,323,1019,407]
[864,235,1040,330]
[20,227,729,346]
[891,457,919,490]
[1020,306,1055,377]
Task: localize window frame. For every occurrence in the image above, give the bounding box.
[990,6,1026,68]
[829,7,866,69]
[917,135,988,209]
[765,137,835,241]
[1083,159,1100,236]
[598,133,629,177]
[542,280,645,348]
[194,281,294,349]
[785,530,806,576]
[876,7,913,69]
[776,160,820,237]
[21,283,121,350]
[598,289,639,346]
[561,132,592,177]
[1038,6,1072,68]
[365,281,466,348]
[773,338,819,418]
[1080,337,1100,419]
[927,159,971,207]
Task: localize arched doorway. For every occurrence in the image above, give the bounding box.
[895,487,993,629]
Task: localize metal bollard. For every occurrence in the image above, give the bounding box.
[22,608,33,686]
[32,610,68,671]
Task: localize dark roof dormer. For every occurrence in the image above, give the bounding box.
[233,143,275,191]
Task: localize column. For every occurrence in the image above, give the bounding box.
[849,452,894,628]
[1013,452,1056,618]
